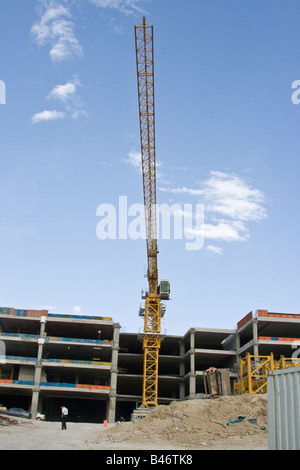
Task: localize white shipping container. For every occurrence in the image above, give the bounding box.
[268,366,300,450]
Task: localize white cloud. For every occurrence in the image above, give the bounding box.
[48,78,81,102]
[124,149,142,171]
[160,170,267,248]
[33,78,87,123]
[71,109,89,120]
[185,220,248,244]
[73,305,81,315]
[199,171,266,222]
[32,110,65,123]
[31,2,83,63]
[124,149,163,175]
[203,220,249,242]
[89,0,145,15]
[160,186,203,196]
[206,245,223,255]
[160,171,266,223]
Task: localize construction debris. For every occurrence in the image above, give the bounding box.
[203,367,231,397]
[100,394,268,449]
[0,415,19,426]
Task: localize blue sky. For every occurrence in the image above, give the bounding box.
[0,0,299,335]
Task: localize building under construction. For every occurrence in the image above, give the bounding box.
[1,17,299,426]
[0,307,299,422]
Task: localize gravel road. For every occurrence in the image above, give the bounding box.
[0,419,115,450]
[0,418,184,450]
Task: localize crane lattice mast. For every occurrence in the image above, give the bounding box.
[135,17,162,408]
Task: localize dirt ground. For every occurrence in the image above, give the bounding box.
[0,394,269,450]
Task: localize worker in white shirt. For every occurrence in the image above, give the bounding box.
[60,405,68,430]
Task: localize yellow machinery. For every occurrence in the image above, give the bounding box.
[234,352,300,395]
[134,17,170,408]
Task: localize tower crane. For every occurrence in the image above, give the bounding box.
[135,17,170,408]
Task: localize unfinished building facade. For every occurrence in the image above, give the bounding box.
[0,307,299,422]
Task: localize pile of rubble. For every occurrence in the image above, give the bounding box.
[0,415,19,426]
[100,394,268,449]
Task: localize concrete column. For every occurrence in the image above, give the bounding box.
[235,331,241,374]
[235,331,241,353]
[107,323,120,423]
[31,316,46,418]
[253,319,259,356]
[189,330,196,399]
[179,341,185,400]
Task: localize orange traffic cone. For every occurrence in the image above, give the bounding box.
[103,420,108,427]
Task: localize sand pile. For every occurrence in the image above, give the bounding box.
[101,394,268,449]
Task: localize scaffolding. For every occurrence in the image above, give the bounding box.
[234,353,300,395]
